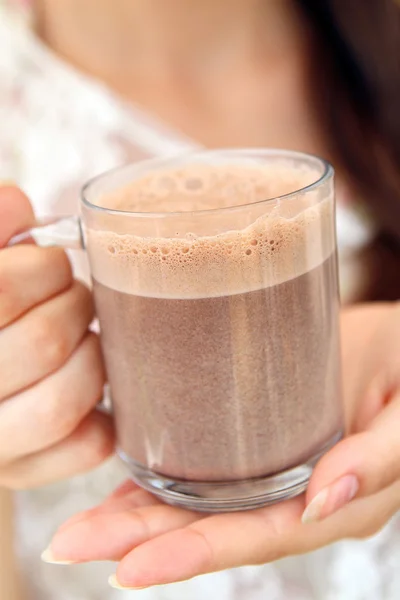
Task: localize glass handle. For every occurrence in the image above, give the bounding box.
[8,215,85,249]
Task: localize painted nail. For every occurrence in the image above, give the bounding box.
[302,474,359,524]
[41,547,75,565]
[108,574,148,590]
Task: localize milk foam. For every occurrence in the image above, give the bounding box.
[86,163,335,298]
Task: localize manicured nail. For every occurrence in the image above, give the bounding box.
[108,575,148,590]
[41,547,75,565]
[302,474,359,524]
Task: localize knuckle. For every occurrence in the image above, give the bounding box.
[0,259,11,291]
[72,281,93,312]
[0,294,18,327]
[38,380,90,442]
[77,334,106,391]
[0,264,17,327]
[35,340,105,443]
[85,332,106,377]
[73,280,94,312]
[78,416,114,469]
[86,435,113,468]
[31,316,70,372]
[42,247,73,286]
[35,391,74,443]
[86,430,114,467]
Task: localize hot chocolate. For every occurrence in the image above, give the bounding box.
[87,162,342,486]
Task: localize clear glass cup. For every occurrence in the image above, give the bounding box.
[12,149,343,512]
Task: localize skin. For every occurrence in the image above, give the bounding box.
[0,186,114,599]
[0,187,114,488]
[35,0,326,153]
[2,188,400,590]
[43,302,400,589]
[1,0,399,591]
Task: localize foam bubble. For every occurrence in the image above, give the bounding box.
[86,163,335,298]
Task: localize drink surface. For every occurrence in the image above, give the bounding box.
[88,162,342,481]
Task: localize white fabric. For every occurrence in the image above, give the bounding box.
[1,3,398,599]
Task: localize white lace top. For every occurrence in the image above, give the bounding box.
[1,3,399,600]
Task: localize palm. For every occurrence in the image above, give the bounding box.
[50,476,399,589]
[54,481,304,584]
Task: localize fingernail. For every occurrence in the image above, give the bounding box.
[302,474,359,524]
[41,547,75,565]
[108,575,148,590]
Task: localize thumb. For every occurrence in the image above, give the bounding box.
[0,183,35,247]
[302,392,400,523]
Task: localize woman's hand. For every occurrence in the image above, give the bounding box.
[42,301,400,590]
[0,185,114,488]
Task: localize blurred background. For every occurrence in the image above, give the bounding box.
[0,0,399,598]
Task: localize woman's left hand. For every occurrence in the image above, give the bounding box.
[42,302,400,591]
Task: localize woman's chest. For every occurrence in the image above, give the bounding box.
[120,54,328,159]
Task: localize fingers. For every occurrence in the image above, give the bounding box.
[45,482,400,589]
[49,501,200,564]
[47,496,302,583]
[0,280,94,400]
[0,185,35,245]
[303,392,400,523]
[299,480,400,547]
[0,185,114,492]
[115,498,304,588]
[0,245,72,327]
[106,485,399,588]
[0,333,105,461]
[340,303,391,429]
[0,410,115,489]
[303,303,400,524]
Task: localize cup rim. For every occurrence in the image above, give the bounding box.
[81,148,334,218]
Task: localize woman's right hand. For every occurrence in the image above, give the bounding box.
[0,185,114,489]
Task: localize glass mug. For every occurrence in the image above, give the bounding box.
[11,149,343,512]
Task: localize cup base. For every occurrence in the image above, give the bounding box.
[118,431,342,512]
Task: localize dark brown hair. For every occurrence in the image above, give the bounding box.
[297,0,400,299]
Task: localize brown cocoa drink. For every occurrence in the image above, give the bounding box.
[87,163,342,483]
